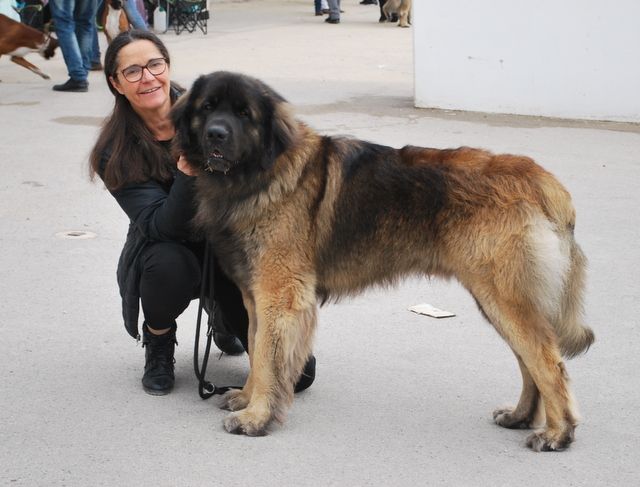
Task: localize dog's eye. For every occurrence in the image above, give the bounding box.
[238,108,250,119]
[202,98,217,112]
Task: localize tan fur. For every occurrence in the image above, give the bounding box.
[180,75,594,450]
[383,0,412,27]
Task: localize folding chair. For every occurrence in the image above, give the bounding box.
[171,0,209,35]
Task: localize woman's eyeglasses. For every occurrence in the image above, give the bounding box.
[119,58,167,83]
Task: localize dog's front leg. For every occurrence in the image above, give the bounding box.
[223,275,317,436]
[220,292,257,412]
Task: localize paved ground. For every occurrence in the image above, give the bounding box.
[1,1,639,486]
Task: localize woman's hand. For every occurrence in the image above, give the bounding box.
[177,154,198,176]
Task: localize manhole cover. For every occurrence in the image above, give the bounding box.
[56,231,97,240]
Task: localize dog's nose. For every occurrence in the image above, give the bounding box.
[207,125,229,142]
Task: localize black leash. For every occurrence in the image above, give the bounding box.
[193,244,239,400]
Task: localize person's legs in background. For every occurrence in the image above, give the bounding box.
[326,0,340,23]
[91,0,103,70]
[49,0,88,90]
[124,0,148,30]
[74,0,98,72]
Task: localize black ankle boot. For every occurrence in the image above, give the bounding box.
[213,332,245,355]
[294,355,316,393]
[142,325,177,395]
[212,305,246,355]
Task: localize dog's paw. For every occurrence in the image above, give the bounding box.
[493,406,533,430]
[526,428,574,452]
[223,411,268,437]
[219,389,250,411]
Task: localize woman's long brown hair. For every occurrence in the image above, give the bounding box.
[89,30,183,191]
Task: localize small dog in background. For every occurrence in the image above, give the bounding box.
[0,13,59,79]
[102,0,130,43]
[382,0,412,27]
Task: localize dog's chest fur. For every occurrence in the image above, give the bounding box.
[104,6,127,40]
[196,175,314,287]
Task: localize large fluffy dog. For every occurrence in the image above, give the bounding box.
[172,71,594,451]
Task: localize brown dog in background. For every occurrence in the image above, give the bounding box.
[102,0,130,43]
[0,14,58,79]
[382,0,412,27]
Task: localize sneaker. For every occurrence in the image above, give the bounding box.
[325,17,340,24]
[90,61,103,71]
[52,78,88,92]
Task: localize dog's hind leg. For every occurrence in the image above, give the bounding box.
[493,355,543,429]
[397,3,411,27]
[476,291,578,451]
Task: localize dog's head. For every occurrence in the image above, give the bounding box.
[171,71,298,178]
[41,34,58,60]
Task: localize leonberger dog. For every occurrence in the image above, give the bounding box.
[172,71,594,451]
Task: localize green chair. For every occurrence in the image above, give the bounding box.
[171,0,208,35]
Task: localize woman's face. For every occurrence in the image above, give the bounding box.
[109,40,171,115]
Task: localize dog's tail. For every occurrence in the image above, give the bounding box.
[534,173,595,358]
[557,239,595,358]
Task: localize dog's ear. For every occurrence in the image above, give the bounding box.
[261,98,298,171]
[171,75,206,160]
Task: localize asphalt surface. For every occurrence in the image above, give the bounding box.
[1,1,639,486]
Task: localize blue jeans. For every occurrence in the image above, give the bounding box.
[124,0,148,30]
[49,0,98,81]
[327,0,340,19]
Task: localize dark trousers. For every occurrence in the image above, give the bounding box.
[139,241,248,347]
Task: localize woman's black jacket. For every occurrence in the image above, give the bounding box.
[103,153,199,339]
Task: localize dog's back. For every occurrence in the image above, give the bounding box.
[0,14,46,55]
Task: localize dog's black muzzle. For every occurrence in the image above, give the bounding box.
[202,120,240,175]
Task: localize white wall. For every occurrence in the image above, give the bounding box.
[0,1,20,21]
[413,1,640,122]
